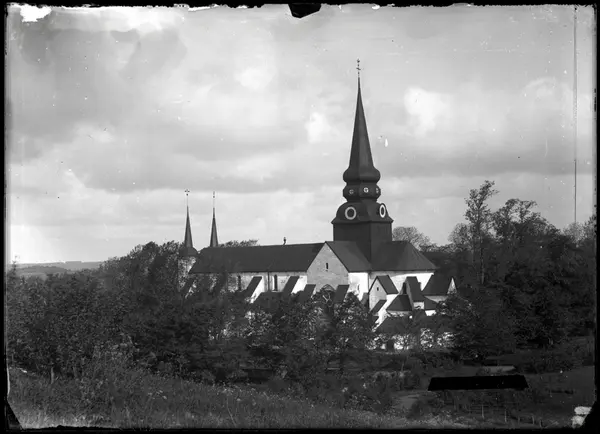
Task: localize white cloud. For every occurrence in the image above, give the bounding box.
[306,112,335,144]
[403,87,450,138]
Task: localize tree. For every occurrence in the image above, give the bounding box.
[221,240,259,248]
[437,285,518,361]
[315,289,378,376]
[464,180,498,285]
[392,226,431,250]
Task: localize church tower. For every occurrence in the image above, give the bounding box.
[178,190,198,289]
[332,61,394,261]
[209,191,219,247]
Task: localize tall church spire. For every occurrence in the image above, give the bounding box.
[332,61,393,261]
[179,189,198,258]
[209,191,219,247]
[343,59,381,190]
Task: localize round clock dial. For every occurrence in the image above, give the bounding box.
[345,206,357,220]
[363,187,369,193]
[379,204,387,218]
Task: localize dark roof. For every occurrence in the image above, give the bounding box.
[253,291,281,312]
[243,276,262,298]
[424,297,438,310]
[325,241,371,272]
[371,241,438,272]
[374,275,398,294]
[377,316,408,334]
[281,276,299,296]
[387,294,413,312]
[179,207,197,258]
[190,243,324,274]
[371,299,386,314]
[342,77,381,185]
[405,276,425,302]
[296,284,316,303]
[333,284,350,304]
[209,209,219,248]
[422,273,453,296]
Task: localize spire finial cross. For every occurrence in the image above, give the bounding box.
[212,191,216,210]
[356,58,361,78]
[185,189,190,207]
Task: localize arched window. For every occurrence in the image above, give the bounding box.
[326,262,329,271]
[274,275,278,291]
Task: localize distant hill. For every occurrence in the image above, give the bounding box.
[13,261,104,271]
[8,261,104,279]
[16,266,71,279]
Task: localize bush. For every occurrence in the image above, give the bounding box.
[520,349,576,374]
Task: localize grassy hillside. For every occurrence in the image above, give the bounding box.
[9,365,592,429]
[8,367,475,429]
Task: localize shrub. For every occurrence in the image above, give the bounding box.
[520,350,576,374]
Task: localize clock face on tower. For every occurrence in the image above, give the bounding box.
[345,206,357,220]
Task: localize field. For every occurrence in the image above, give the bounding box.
[8,364,594,429]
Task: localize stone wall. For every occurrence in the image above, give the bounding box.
[307,244,349,289]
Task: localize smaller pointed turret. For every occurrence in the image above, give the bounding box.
[210,191,219,247]
[179,190,198,258]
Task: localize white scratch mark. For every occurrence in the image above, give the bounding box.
[18,5,52,22]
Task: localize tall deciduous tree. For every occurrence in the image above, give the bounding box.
[465,180,498,285]
[392,226,432,250]
[437,285,518,360]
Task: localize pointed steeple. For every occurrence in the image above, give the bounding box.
[209,191,219,247]
[343,60,381,187]
[332,61,393,262]
[179,190,198,258]
[340,60,382,202]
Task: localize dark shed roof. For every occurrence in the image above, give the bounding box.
[374,275,398,294]
[190,243,324,274]
[371,241,437,272]
[296,284,316,303]
[405,276,425,302]
[243,276,262,298]
[253,291,281,312]
[333,284,350,304]
[424,297,438,311]
[371,299,386,314]
[281,276,300,296]
[387,294,413,312]
[422,273,453,296]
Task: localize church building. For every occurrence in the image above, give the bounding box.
[178,64,457,348]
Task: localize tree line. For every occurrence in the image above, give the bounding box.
[5,180,596,386]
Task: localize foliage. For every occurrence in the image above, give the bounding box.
[437,285,517,361]
[464,180,498,285]
[220,239,259,248]
[9,367,410,429]
[392,226,432,250]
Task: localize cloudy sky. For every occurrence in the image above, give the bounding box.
[7,5,596,263]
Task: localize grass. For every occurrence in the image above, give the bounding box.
[8,367,473,429]
[9,360,594,429]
